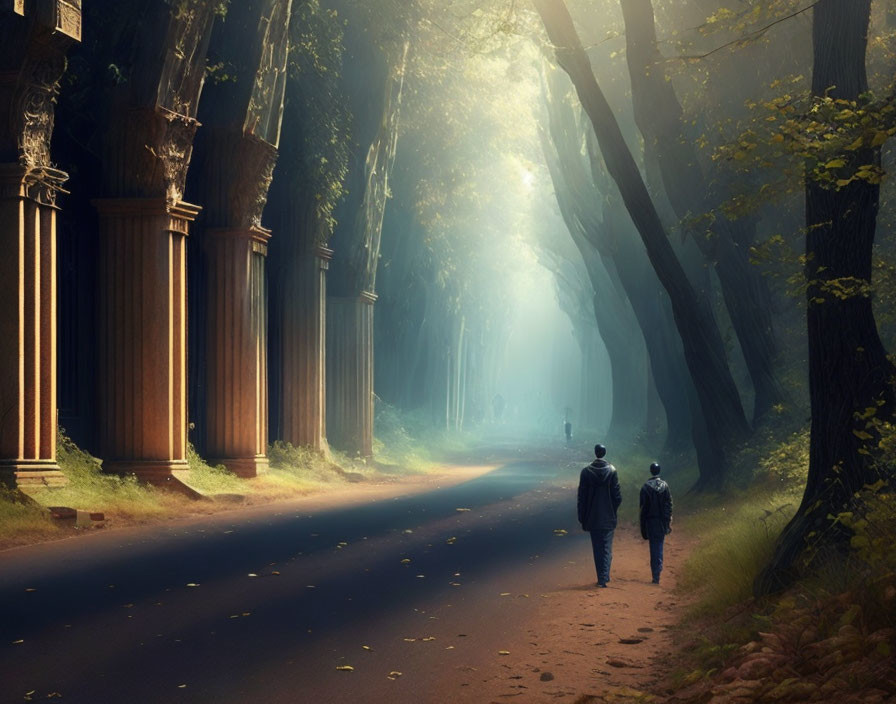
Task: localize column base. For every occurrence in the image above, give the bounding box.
[103,460,202,498]
[0,460,67,490]
[209,456,269,478]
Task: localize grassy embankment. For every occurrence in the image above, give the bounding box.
[663,426,896,703]
[0,403,471,550]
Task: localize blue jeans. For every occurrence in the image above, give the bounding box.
[646,518,665,580]
[649,536,664,580]
[589,529,614,584]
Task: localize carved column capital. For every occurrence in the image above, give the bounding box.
[92,198,201,234]
[0,162,68,206]
[101,108,202,205]
[206,225,272,256]
[200,129,279,230]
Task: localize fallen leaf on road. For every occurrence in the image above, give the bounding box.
[455,508,471,512]
[553,529,568,536]
[445,646,455,650]
[416,575,425,578]
[177,684,187,688]
[388,671,403,679]
[248,573,258,578]
[362,645,372,651]
[498,650,510,655]
[403,638,417,642]
[185,583,199,588]
[25,588,36,592]
[401,558,411,564]
[422,637,436,642]
[336,665,354,672]
[446,537,457,544]
[12,639,23,645]
[500,592,511,596]
[271,571,280,576]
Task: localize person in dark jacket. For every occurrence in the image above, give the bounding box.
[577,444,622,587]
[639,462,673,584]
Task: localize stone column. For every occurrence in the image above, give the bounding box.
[0,0,80,489]
[194,0,291,475]
[204,227,271,476]
[94,199,198,486]
[326,291,376,457]
[0,167,67,488]
[281,245,332,450]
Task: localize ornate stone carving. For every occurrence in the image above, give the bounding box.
[156,0,216,119]
[201,130,278,229]
[34,0,82,41]
[244,0,291,147]
[16,47,65,171]
[3,0,79,201]
[103,107,199,204]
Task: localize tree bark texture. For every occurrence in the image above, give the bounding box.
[619,0,781,422]
[757,0,895,593]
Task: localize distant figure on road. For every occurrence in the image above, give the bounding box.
[577,444,622,588]
[564,420,572,445]
[640,462,673,585]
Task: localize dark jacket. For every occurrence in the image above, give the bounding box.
[577,459,622,531]
[639,476,672,539]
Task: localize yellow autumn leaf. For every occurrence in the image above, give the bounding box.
[336,665,354,672]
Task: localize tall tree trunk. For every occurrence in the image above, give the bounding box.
[756,0,895,593]
[619,0,781,423]
[534,0,751,488]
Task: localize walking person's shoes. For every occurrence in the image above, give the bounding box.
[597,581,608,588]
[651,577,660,584]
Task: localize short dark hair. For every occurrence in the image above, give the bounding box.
[650,462,661,475]
[594,444,606,458]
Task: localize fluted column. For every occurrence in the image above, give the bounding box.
[281,245,332,450]
[0,167,67,488]
[94,199,197,485]
[326,291,375,457]
[204,227,270,476]
[0,0,80,489]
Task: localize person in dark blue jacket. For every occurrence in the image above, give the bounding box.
[639,463,673,584]
[577,444,622,587]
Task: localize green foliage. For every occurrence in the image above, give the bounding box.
[268,441,358,483]
[678,491,797,617]
[372,401,468,472]
[756,429,810,485]
[0,484,60,547]
[282,0,351,240]
[182,445,245,495]
[43,431,172,517]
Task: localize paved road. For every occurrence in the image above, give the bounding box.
[0,458,591,703]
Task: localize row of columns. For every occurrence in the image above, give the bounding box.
[1,0,350,492]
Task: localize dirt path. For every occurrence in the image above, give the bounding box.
[1,457,697,704]
[435,526,694,703]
